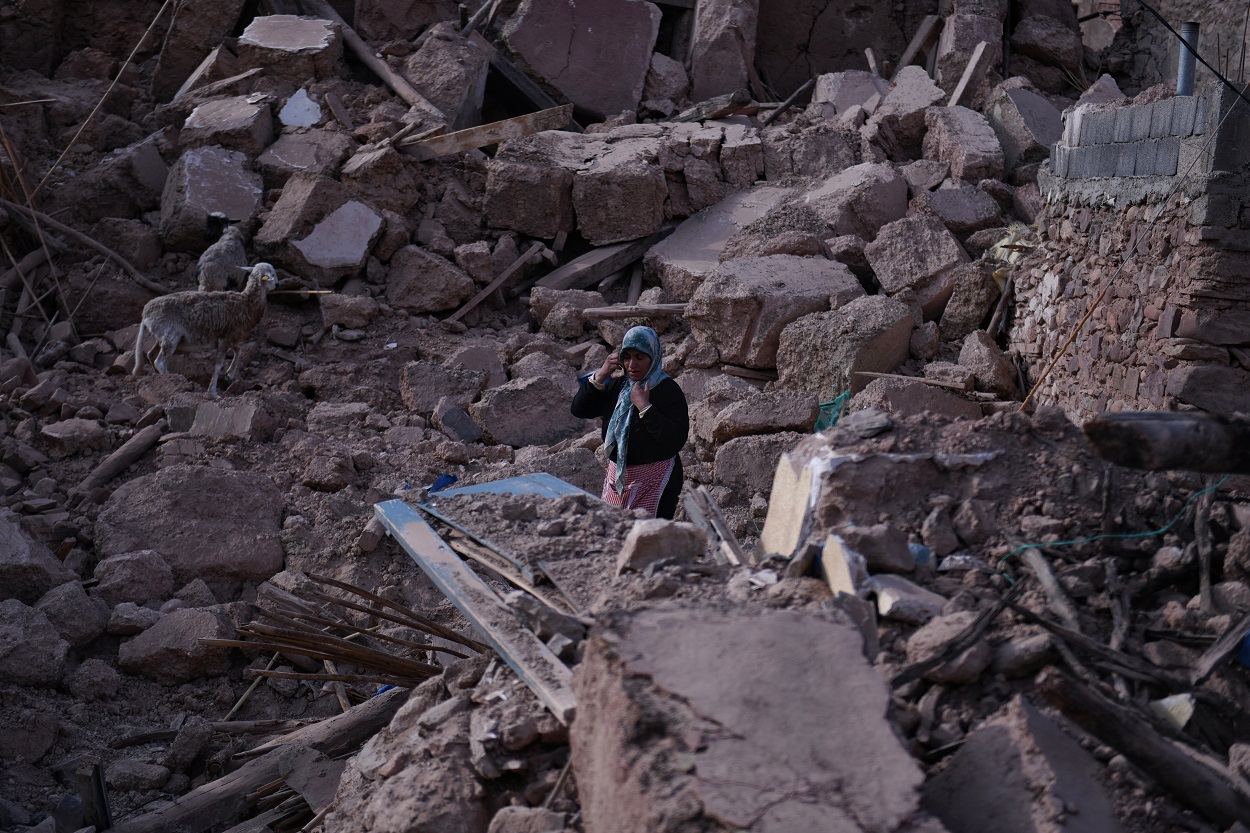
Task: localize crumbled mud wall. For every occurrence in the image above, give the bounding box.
[1114,0,1249,94]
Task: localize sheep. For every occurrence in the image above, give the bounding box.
[133,262,279,398]
[196,212,249,292]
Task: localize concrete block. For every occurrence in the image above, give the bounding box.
[1172,96,1198,135]
[1156,135,1180,176]
[484,131,598,240]
[402,22,489,130]
[989,87,1061,173]
[180,96,275,156]
[714,432,805,494]
[1195,95,1209,134]
[807,70,882,121]
[236,15,346,84]
[1112,107,1133,143]
[804,161,909,241]
[189,400,275,440]
[504,0,660,118]
[1051,145,1068,177]
[1149,99,1175,138]
[257,129,354,187]
[686,255,863,369]
[1130,103,1153,141]
[1094,143,1122,178]
[1133,138,1158,177]
[1081,108,1114,145]
[864,214,971,298]
[1188,194,1239,227]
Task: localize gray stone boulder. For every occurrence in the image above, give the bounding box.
[988,87,1063,176]
[616,519,706,575]
[940,263,1000,340]
[385,245,475,314]
[686,255,863,369]
[922,107,1004,182]
[1011,15,1083,71]
[37,581,108,649]
[0,599,68,686]
[960,331,1018,399]
[864,66,945,156]
[108,602,163,635]
[807,70,883,120]
[95,466,284,588]
[572,139,667,245]
[118,607,235,683]
[399,361,486,415]
[715,432,807,495]
[906,611,992,684]
[471,376,585,447]
[67,657,122,700]
[91,550,175,608]
[0,509,77,604]
[776,296,914,396]
[909,184,1003,237]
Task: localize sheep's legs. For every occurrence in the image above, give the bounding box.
[208,353,224,398]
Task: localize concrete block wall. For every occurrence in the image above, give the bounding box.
[1011,80,1250,419]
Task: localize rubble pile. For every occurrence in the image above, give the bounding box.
[3,1,1250,832]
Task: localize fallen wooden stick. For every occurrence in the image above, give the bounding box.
[300,0,443,118]
[947,41,991,107]
[675,88,757,122]
[467,32,583,133]
[892,15,941,81]
[109,687,407,833]
[1020,548,1083,633]
[0,198,166,295]
[72,422,165,498]
[1192,610,1250,685]
[533,229,672,293]
[399,104,573,161]
[447,242,543,323]
[581,303,685,320]
[1038,667,1250,830]
[1082,411,1250,473]
[760,76,816,127]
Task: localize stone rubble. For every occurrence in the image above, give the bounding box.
[0,2,1243,833]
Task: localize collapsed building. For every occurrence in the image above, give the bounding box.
[4,1,1250,832]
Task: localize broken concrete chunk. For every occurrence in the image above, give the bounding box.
[906,611,992,684]
[616,519,707,576]
[865,215,970,318]
[776,295,914,396]
[160,146,264,252]
[922,696,1121,833]
[471,376,585,447]
[807,70,884,121]
[91,550,175,608]
[851,377,984,420]
[687,255,863,369]
[399,361,486,414]
[901,159,950,195]
[385,245,475,314]
[36,581,108,649]
[152,0,249,101]
[819,533,869,596]
[180,95,276,156]
[910,183,1004,237]
[236,15,347,85]
[118,607,234,683]
[989,87,1063,175]
[870,574,946,624]
[710,391,819,441]
[1078,73,1127,107]
[189,399,276,441]
[804,161,908,241]
[935,14,1003,94]
[959,331,1018,399]
[254,173,382,285]
[836,522,914,573]
[645,185,793,300]
[1011,14,1083,72]
[403,22,489,130]
[503,0,660,118]
[572,140,667,245]
[922,106,1004,182]
[940,262,1000,340]
[643,52,689,104]
[690,0,758,101]
[865,66,945,155]
[339,144,422,215]
[484,131,598,239]
[572,608,927,833]
[257,129,355,187]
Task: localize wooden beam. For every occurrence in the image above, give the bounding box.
[1082,411,1250,474]
[468,31,584,133]
[110,688,407,833]
[535,228,673,292]
[865,48,881,76]
[373,500,577,724]
[891,15,942,81]
[447,242,542,323]
[1192,611,1250,685]
[581,303,686,320]
[674,88,757,122]
[1038,668,1250,830]
[300,0,443,117]
[399,104,573,161]
[947,40,991,107]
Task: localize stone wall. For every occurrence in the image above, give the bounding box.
[1009,79,1250,418]
[1115,0,1246,94]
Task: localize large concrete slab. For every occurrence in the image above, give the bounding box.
[236,15,346,84]
[572,607,930,833]
[159,146,263,252]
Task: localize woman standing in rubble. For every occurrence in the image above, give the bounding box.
[571,325,689,520]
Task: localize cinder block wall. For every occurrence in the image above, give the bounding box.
[1009,81,1250,418]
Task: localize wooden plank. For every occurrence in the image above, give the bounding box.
[891,15,942,81]
[695,487,749,567]
[674,88,756,122]
[947,40,991,107]
[374,500,577,724]
[468,31,584,133]
[581,303,685,320]
[1192,610,1250,685]
[399,104,574,161]
[535,228,673,291]
[447,242,543,323]
[1038,668,1250,830]
[626,262,644,305]
[865,48,881,76]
